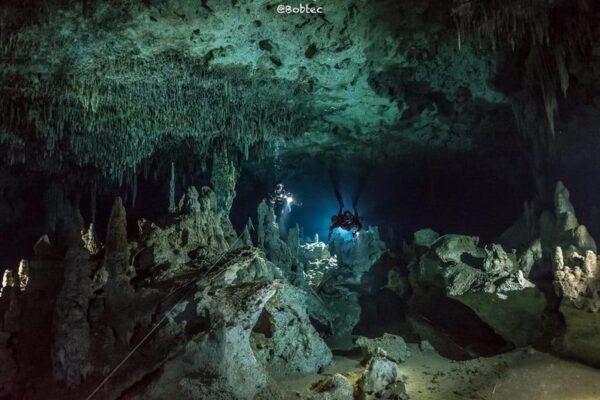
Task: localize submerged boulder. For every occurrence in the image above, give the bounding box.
[309,374,354,400]
[142,247,328,399]
[355,334,410,364]
[357,355,409,400]
[413,234,518,296]
[413,228,440,254]
[252,285,332,375]
[411,233,545,347]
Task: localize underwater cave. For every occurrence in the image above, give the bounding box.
[2,0,600,399]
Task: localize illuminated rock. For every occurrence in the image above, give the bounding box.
[251,285,332,374]
[355,334,411,364]
[357,355,409,400]
[309,374,354,400]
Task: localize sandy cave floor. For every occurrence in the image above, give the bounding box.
[279,345,600,400]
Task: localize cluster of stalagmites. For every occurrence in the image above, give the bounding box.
[0,183,412,399]
[5,178,600,398]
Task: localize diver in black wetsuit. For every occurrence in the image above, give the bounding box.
[329,209,363,239]
[327,168,365,239]
[268,183,300,213]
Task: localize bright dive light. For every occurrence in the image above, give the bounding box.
[286,196,294,204]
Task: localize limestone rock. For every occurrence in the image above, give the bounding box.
[210,148,239,213]
[33,234,60,258]
[452,287,546,347]
[17,260,30,291]
[300,238,337,287]
[541,182,596,256]
[555,302,600,367]
[103,197,136,344]
[310,374,354,400]
[308,228,386,348]
[252,285,332,375]
[52,247,91,387]
[355,334,411,363]
[518,239,542,277]
[412,234,546,346]
[0,332,17,396]
[357,356,409,400]
[413,228,439,253]
[257,200,292,273]
[1,270,15,295]
[551,244,600,366]
[555,181,579,231]
[413,234,513,296]
[553,248,600,312]
[82,223,103,255]
[1,285,19,333]
[52,214,91,388]
[142,248,318,400]
[329,227,386,283]
[142,187,231,278]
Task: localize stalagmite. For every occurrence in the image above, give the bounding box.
[1,270,15,297]
[17,260,29,291]
[210,148,239,213]
[52,211,91,388]
[103,197,136,343]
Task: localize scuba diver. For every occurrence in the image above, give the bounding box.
[329,209,363,239]
[327,168,366,239]
[268,183,301,213]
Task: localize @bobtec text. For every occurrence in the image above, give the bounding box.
[276,3,323,14]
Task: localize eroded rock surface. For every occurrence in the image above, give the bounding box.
[312,228,387,348]
[252,285,332,375]
[410,233,545,347]
[355,334,411,364]
[309,374,354,400]
[357,355,409,400]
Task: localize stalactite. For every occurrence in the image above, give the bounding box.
[453,0,593,139]
[0,53,312,180]
[90,181,96,226]
[131,168,137,208]
[168,162,175,214]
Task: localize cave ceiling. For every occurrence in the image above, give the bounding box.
[1,0,598,182]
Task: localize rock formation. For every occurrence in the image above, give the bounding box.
[355,334,411,364]
[257,200,293,273]
[309,374,354,400]
[409,231,546,347]
[139,187,231,278]
[307,228,386,349]
[252,285,332,375]
[139,243,328,399]
[0,0,599,395]
[553,245,600,365]
[357,354,409,400]
[52,212,91,387]
[103,197,137,344]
